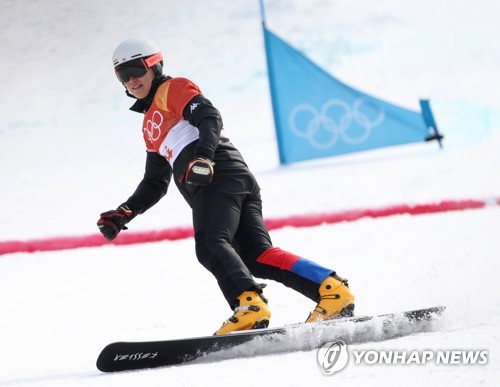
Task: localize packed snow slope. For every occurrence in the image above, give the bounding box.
[0,0,499,386]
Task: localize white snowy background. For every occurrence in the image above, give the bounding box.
[1,0,499,385]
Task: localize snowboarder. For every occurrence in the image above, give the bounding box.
[97,38,355,334]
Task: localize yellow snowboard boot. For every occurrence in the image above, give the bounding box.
[306,274,355,323]
[215,290,271,335]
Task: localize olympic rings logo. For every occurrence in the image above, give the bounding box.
[288,99,385,149]
[143,110,163,142]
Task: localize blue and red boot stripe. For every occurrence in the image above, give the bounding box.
[257,247,333,284]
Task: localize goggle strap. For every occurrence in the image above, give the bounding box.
[144,53,163,68]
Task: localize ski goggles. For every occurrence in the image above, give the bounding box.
[115,65,148,83]
[115,53,163,83]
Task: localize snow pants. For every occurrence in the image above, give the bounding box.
[190,164,334,306]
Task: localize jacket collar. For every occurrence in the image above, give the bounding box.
[128,75,171,114]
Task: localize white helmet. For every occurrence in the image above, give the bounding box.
[112,38,162,68]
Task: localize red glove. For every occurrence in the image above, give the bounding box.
[185,157,215,186]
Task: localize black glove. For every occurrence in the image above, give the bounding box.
[185,157,215,186]
[97,204,134,241]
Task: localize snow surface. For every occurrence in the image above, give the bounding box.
[1,0,499,385]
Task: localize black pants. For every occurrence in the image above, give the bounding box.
[191,173,322,306]
[174,140,331,306]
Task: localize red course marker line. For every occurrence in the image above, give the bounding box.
[0,198,497,256]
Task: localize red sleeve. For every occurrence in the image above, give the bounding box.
[166,78,201,118]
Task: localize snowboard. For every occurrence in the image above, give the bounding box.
[96,305,445,372]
